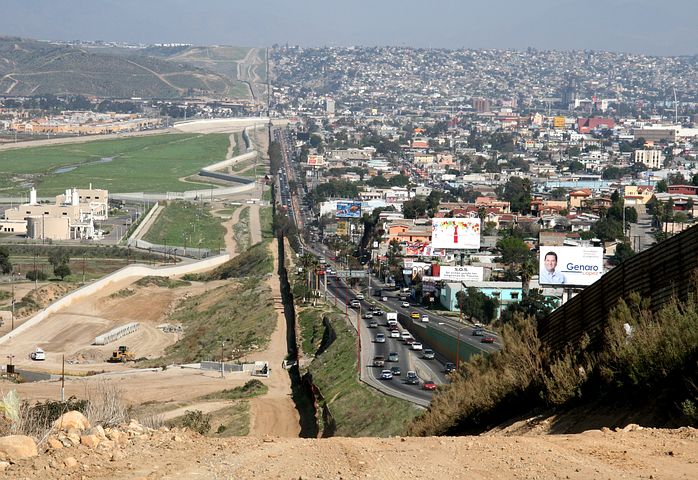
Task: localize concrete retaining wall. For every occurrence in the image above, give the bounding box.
[0,253,230,346]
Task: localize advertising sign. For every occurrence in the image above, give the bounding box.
[405,242,428,256]
[307,154,325,166]
[336,221,349,236]
[538,246,604,286]
[431,218,481,249]
[439,266,484,283]
[336,201,362,218]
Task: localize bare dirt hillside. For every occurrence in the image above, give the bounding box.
[2,426,696,479]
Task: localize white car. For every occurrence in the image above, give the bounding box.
[375,333,386,343]
[400,331,411,341]
[421,315,430,323]
[389,330,400,338]
[356,293,365,300]
[401,301,410,308]
[380,369,393,380]
[411,342,423,351]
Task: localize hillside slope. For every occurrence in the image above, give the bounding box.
[0,37,241,98]
[3,425,696,479]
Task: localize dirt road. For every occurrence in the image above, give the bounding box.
[246,239,300,437]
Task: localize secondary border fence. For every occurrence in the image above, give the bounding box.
[538,224,698,353]
[94,322,139,345]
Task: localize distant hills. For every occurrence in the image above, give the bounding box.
[0,36,252,99]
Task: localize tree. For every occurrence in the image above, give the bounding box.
[656,179,668,193]
[496,236,532,265]
[54,263,71,280]
[666,172,686,185]
[402,198,428,219]
[612,242,635,265]
[457,287,499,324]
[592,217,624,242]
[48,248,70,268]
[0,246,11,274]
[500,289,557,324]
[500,177,532,213]
[26,270,47,281]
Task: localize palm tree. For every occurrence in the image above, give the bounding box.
[519,258,536,297]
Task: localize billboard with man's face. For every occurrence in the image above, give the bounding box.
[336,201,361,218]
[538,246,604,286]
[431,218,480,249]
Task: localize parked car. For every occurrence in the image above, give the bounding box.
[422,349,435,359]
[481,336,496,344]
[390,366,401,376]
[410,311,420,319]
[411,342,423,351]
[401,301,410,308]
[375,333,386,343]
[444,362,456,373]
[388,352,399,362]
[405,371,419,385]
[422,380,438,391]
[373,356,385,367]
[380,369,393,380]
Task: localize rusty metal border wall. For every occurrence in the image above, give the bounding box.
[538,224,698,352]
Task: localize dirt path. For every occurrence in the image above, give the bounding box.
[225,133,237,159]
[248,204,262,245]
[222,206,243,255]
[246,239,300,437]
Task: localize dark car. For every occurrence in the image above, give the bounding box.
[444,362,456,374]
[390,366,401,376]
[472,328,485,336]
[481,336,496,344]
[422,380,438,391]
[405,371,419,385]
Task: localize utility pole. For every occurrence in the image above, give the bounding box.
[61,355,65,401]
[220,341,225,378]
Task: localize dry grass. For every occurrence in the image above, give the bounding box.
[84,381,129,427]
[409,288,698,436]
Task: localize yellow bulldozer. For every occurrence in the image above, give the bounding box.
[107,345,134,363]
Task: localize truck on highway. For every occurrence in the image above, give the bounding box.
[386,312,398,328]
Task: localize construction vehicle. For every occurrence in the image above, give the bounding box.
[107,346,134,363]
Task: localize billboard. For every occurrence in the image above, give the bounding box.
[307,154,325,166]
[431,218,481,249]
[439,266,484,283]
[336,221,349,236]
[336,201,361,218]
[538,246,604,286]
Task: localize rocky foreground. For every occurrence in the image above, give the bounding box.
[0,411,696,479]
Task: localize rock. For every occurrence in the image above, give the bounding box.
[92,425,107,440]
[67,432,81,445]
[46,437,63,450]
[63,456,78,468]
[0,461,9,471]
[80,434,101,449]
[54,411,90,431]
[0,435,38,461]
[111,450,125,462]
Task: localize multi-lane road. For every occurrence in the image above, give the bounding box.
[273,127,500,406]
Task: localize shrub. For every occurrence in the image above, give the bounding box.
[181,410,211,435]
[26,270,47,281]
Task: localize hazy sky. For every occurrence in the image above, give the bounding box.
[2,0,697,56]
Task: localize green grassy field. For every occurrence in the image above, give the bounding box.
[0,133,230,195]
[143,201,226,252]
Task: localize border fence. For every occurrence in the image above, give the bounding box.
[539,224,698,352]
